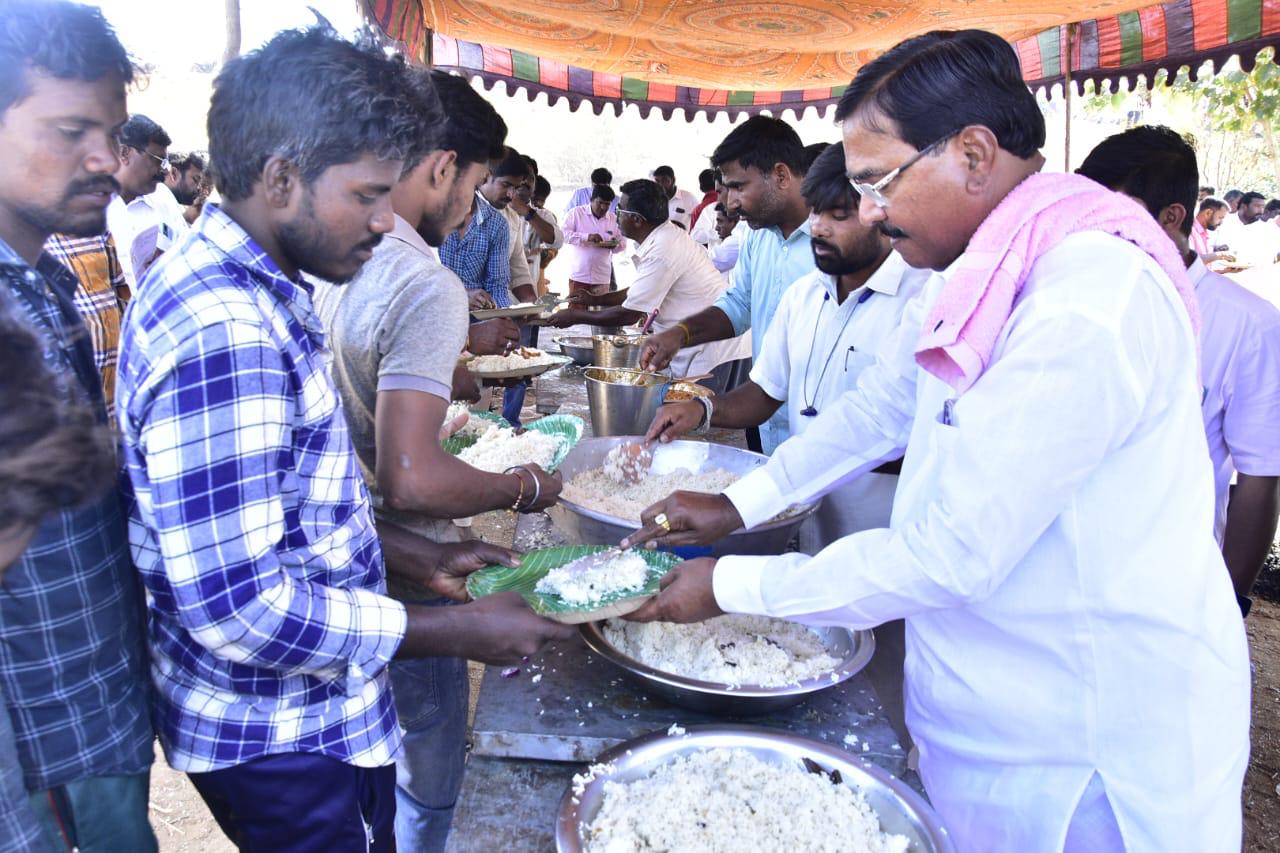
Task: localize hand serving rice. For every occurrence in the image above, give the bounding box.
[584,748,909,853]
[562,466,740,522]
[534,548,649,606]
[602,614,840,687]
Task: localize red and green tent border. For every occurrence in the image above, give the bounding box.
[363,0,1280,120]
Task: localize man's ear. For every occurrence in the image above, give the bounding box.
[956,125,1000,194]
[1160,202,1189,234]
[261,156,300,209]
[426,149,457,189]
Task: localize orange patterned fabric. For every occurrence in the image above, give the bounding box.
[404,0,1159,91]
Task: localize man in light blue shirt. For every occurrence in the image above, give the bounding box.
[640,116,813,452]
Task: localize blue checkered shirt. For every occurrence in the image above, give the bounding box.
[0,238,153,794]
[117,205,408,772]
[440,192,511,307]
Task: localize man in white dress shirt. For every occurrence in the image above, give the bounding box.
[653,165,699,230]
[623,29,1249,852]
[1077,125,1280,617]
[105,114,184,287]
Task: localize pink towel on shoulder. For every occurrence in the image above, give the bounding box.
[915,172,1201,393]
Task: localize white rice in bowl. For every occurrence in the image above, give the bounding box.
[602,614,840,687]
[584,747,909,853]
[457,425,563,473]
[444,403,491,438]
[562,467,740,522]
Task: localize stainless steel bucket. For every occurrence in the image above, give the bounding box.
[583,367,671,436]
[590,334,649,370]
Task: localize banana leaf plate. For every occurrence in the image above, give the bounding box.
[443,413,584,473]
[465,545,680,624]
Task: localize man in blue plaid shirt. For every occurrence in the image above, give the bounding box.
[0,4,157,850]
[117,27,571,851]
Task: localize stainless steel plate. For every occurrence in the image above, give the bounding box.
[549,437,818,556]
[579,620,874,715]
[556,725,954,852]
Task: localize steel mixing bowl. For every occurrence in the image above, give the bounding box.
[548,437,818,556]
[556,725,955,853]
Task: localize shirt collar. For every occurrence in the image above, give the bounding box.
[388,213,433,257]
[197,203,325,342]
[1187,255,1210,290]
[768,218,812,244]
[815,250,907,301]
[474,192,495,226]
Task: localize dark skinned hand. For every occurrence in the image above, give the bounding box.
[624,558,723,623]
[468,289,497,311]
[639,327,684,372]
[439,592,576,663]
[620,491,744,550]
[427,541,523,601]
[451,363,481,403]
[513,464,563,512]
[468,318,521,355]
[645,400,705,444]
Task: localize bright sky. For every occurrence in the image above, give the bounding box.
[85,0,364,70]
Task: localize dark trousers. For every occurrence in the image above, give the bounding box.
[190,752,396,853]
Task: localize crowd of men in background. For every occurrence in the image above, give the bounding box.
[2,2,1280,852]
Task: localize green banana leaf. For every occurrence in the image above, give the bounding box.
[466,545,679,623]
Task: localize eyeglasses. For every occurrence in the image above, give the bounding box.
[850,133,954,209]
[615,208,644,219]
[135,148,170,173]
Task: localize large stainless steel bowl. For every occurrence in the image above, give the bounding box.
[579,620,874,715]
[591,334,649,370]
[554,335,594,366]
[548,437,819,555]
[583,368,671,437]
[557,725,954,853]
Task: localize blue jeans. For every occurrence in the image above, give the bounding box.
[389,612,469,852]
[501,325,538,427]
[29,770,157,853]
[190,752,395,852]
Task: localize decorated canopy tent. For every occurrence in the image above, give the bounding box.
[363,0,1280,121]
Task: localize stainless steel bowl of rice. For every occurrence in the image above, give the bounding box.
[549,437,818,556]
[557,725,954,853]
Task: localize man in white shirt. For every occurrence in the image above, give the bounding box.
[645,143,931,552]
[546,179,748,378]
[623,29,1248,852]
[1078,125,1280,617]
[520,174,563,292]
[653,165,699,230]
[105,114,183,287]
[1214,190,1266,256]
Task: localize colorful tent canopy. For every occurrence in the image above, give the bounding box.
[363,0,1280,120]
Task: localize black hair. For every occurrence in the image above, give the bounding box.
[801,143,857,213]
[801,142,830,174]
[208,27,435,201]
[522,154,538,175]
[710,115,804,176]
[1200,185,1215,196]
[493,147,533,179]
[1224,189,1244,202]
[590,184,616,203]
[835,29,1045,159]
[0,0,134,118]
[1076,125,1198,237]
[0,289,114,529]
[1199,197,1227,213]
[168,151,206,174]
[697,168,716,192]
[533,175,551,198]
[652,165,675,180]
[590,167,612,185]
[1267,199,1280,214]
[1240,191,1267,207]
[619,179,668,224]
[713,201,738,219]
[119,114,171,150]
[430,69,507,167]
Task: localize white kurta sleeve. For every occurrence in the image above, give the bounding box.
[715,277,1164,628]
[722,280,934,528]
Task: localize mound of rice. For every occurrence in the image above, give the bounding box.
[562,467,740,522]
[457,425,564,473]
[534,549,649,606]
[468,348,561,373]
[602,614,840,687]
[444,403,491,438]
[584,748,909,853]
